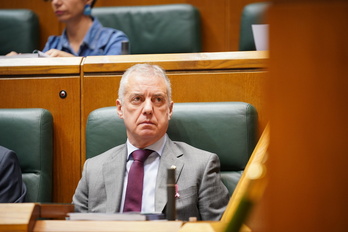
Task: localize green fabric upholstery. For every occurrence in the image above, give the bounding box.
[0,9,39,55]
[92,4,201,54]
[0,108,53,203]
[239,2,271,51]
[86,102,258,196]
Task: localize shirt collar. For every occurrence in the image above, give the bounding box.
[82,17,103,50]
[126,134,167,160]
[60,17,102,53]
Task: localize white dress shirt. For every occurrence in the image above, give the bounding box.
[120,134,167,213]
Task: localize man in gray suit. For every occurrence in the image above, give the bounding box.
[73,63,229,221]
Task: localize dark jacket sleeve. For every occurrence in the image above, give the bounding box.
[0,146,27,203]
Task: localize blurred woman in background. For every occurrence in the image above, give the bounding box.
[42,0,128,57]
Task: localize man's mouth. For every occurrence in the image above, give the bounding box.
[139,121,155,125]
[55,11,64,16]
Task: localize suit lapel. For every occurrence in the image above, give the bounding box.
[103,145,127,213]
[155,139,184,212]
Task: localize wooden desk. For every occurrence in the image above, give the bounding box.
[0,57,83,203]
[0,203,39,232]
[0,204,183,232]
[33,221,183,232]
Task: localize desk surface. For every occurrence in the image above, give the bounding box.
[0,204,252,232]
[0,57,82,75]
[83,51,268,73]
[33,220,183,232]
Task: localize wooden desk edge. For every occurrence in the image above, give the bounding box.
[33,220,183,232]
[39,204,74,219]
[82,51,269,73]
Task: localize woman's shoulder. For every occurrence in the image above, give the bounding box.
[42,35,62,52]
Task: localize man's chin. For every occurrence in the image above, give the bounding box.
[138,130,156,138]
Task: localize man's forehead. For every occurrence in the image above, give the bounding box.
[126,90,168,96]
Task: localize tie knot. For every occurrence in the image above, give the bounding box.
[132,149,152,163]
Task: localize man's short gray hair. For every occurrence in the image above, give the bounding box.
[118,63,172,104]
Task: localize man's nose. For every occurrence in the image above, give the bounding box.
[52,0,62,5]
[142,99,153,115]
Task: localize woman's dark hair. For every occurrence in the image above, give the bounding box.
[91,0,97,8]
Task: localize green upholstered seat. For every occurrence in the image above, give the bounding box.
[86,102,258,196]
[92,4,201,54]
[239,2,271,51]
[0,9,39,55]
[0,108,53,203]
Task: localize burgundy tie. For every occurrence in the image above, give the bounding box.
[123,149,152,212]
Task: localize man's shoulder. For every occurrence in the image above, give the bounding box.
[171,140,215,158]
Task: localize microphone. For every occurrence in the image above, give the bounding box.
[166,166,176,220]
[121,41,130,55]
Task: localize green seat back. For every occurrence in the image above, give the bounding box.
[239,2,271,51]
[0,108,53,203]
[86,102,258,196]
[92,4,201,54]
[0,9,39,55]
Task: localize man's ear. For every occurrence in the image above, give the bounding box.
[116,99,124,119]
[168,101,174,120]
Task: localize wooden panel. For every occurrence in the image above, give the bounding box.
[83,51,267,72]
[0,57,81,75]
[0,58,83,204]
[0,203,39,232]
[257,2,348,232]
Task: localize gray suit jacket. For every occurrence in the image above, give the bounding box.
[73,138,229,221]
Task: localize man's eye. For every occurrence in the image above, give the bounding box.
[131,96,142,103]
[153,96,165,104]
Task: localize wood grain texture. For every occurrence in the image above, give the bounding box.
[0,59,83,204]
[33,221,183,232]
[0,203,39,232]
[0,57,82,75]
[83,51,268,72]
